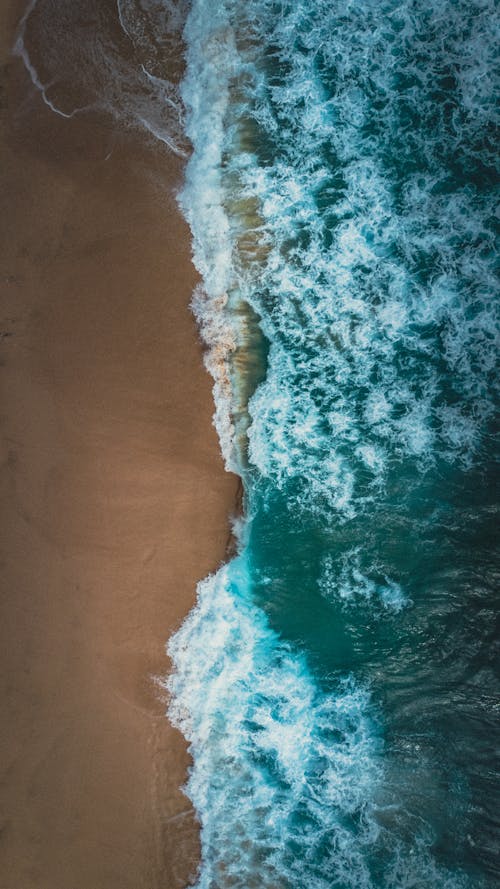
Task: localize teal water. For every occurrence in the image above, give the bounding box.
[168,1,500,887]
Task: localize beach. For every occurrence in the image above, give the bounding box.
[0,2,238,887]
[2,1,498,887]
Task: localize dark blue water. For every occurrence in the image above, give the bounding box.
[168,1,500,886]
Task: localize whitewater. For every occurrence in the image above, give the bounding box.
[167,1,499,887]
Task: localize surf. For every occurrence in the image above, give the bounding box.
[168,0,499,886]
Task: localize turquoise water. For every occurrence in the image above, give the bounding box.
[168,1,499,886]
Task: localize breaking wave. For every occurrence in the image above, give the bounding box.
[168,1,498,886]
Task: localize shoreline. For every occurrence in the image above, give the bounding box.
[0,2,238,887]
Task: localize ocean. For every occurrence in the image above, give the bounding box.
[167,1,499,887]
[9,0,499,885]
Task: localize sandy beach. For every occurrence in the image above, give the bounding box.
[0,2,238,887]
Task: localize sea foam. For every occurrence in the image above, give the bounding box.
[167,559,382,889]
[169,2,388,886]
[169,0,497,885]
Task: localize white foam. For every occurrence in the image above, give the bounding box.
[168,1,497,886]
[177,1,247,469]
[167,559,382,889]
[223,0,500,516]
[13,0,91,119]
[320,549,408,613]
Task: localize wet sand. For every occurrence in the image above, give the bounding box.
[0,3,237,887]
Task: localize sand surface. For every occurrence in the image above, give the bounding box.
[0,3,237,887]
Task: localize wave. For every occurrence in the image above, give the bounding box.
[167,560,382,889]
[168,0,497,886]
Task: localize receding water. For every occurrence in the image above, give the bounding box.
[168,1,500,887]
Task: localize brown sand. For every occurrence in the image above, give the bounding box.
[0,3,238,887]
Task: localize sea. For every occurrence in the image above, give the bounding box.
[16,0,499,886]
[167,2,499,887]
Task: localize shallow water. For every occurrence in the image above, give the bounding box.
[167,1,499,886]
[14,0,189,154]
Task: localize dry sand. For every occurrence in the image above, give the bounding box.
[0,3,238,887]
